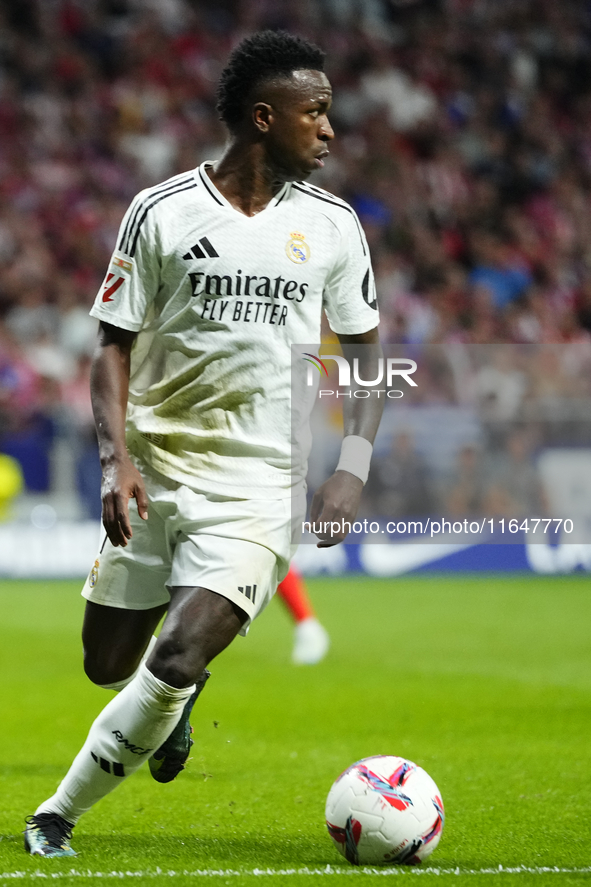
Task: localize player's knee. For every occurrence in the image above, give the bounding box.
[83,650,138,688]
[147,638,204,689]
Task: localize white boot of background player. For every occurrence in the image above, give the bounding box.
[292,617,330,665]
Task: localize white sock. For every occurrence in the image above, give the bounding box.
[98,636,158,692]
[36,664,195,824]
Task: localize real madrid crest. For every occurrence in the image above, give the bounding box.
[89,558,99,588]
[286,231,310,264]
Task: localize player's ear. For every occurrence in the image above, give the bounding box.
[252,102,273,133]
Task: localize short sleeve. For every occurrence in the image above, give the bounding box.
[90,192,160,332]
[322,210,379,336]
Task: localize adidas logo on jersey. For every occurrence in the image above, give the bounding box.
[183,237,219,260]
[238,585,257,604]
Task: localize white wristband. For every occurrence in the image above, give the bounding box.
[335,435,373,485]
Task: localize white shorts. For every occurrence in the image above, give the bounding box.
[82,464,299,635]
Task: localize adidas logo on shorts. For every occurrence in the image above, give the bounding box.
[238,585,257,604]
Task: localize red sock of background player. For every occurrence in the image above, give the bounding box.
[280,567,330,665]
[277,567,315,622]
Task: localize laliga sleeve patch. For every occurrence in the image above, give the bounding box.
[102,273,125,302]
[101,253,133,303]
[112,255,134,273]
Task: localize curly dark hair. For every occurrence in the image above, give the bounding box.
[217,30,325,132]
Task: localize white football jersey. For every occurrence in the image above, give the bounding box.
[90,162,379,498]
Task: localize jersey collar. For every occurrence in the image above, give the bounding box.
[196,161,291,215]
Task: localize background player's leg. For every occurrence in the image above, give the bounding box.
[82,601,168,686]
[277,567,330,665]
[277,566,315,621]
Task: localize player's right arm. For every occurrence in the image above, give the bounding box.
[89,188,161,545]
[91,321,148,548]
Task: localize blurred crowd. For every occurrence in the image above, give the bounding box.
[1,0,591,513]
[362,344,591,521]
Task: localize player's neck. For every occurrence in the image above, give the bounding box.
[207,143,286,217]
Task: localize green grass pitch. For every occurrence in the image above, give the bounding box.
[0,573,590,887]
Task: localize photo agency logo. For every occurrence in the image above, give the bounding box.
[302,352,418,399]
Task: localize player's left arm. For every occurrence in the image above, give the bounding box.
[310,325,383,547]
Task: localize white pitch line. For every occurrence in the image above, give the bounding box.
[1,866,591,879]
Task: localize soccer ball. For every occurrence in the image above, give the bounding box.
[325,755,444,866]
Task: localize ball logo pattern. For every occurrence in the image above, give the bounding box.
[325,755,444,866]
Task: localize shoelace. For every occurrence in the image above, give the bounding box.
[25,813,73,847]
